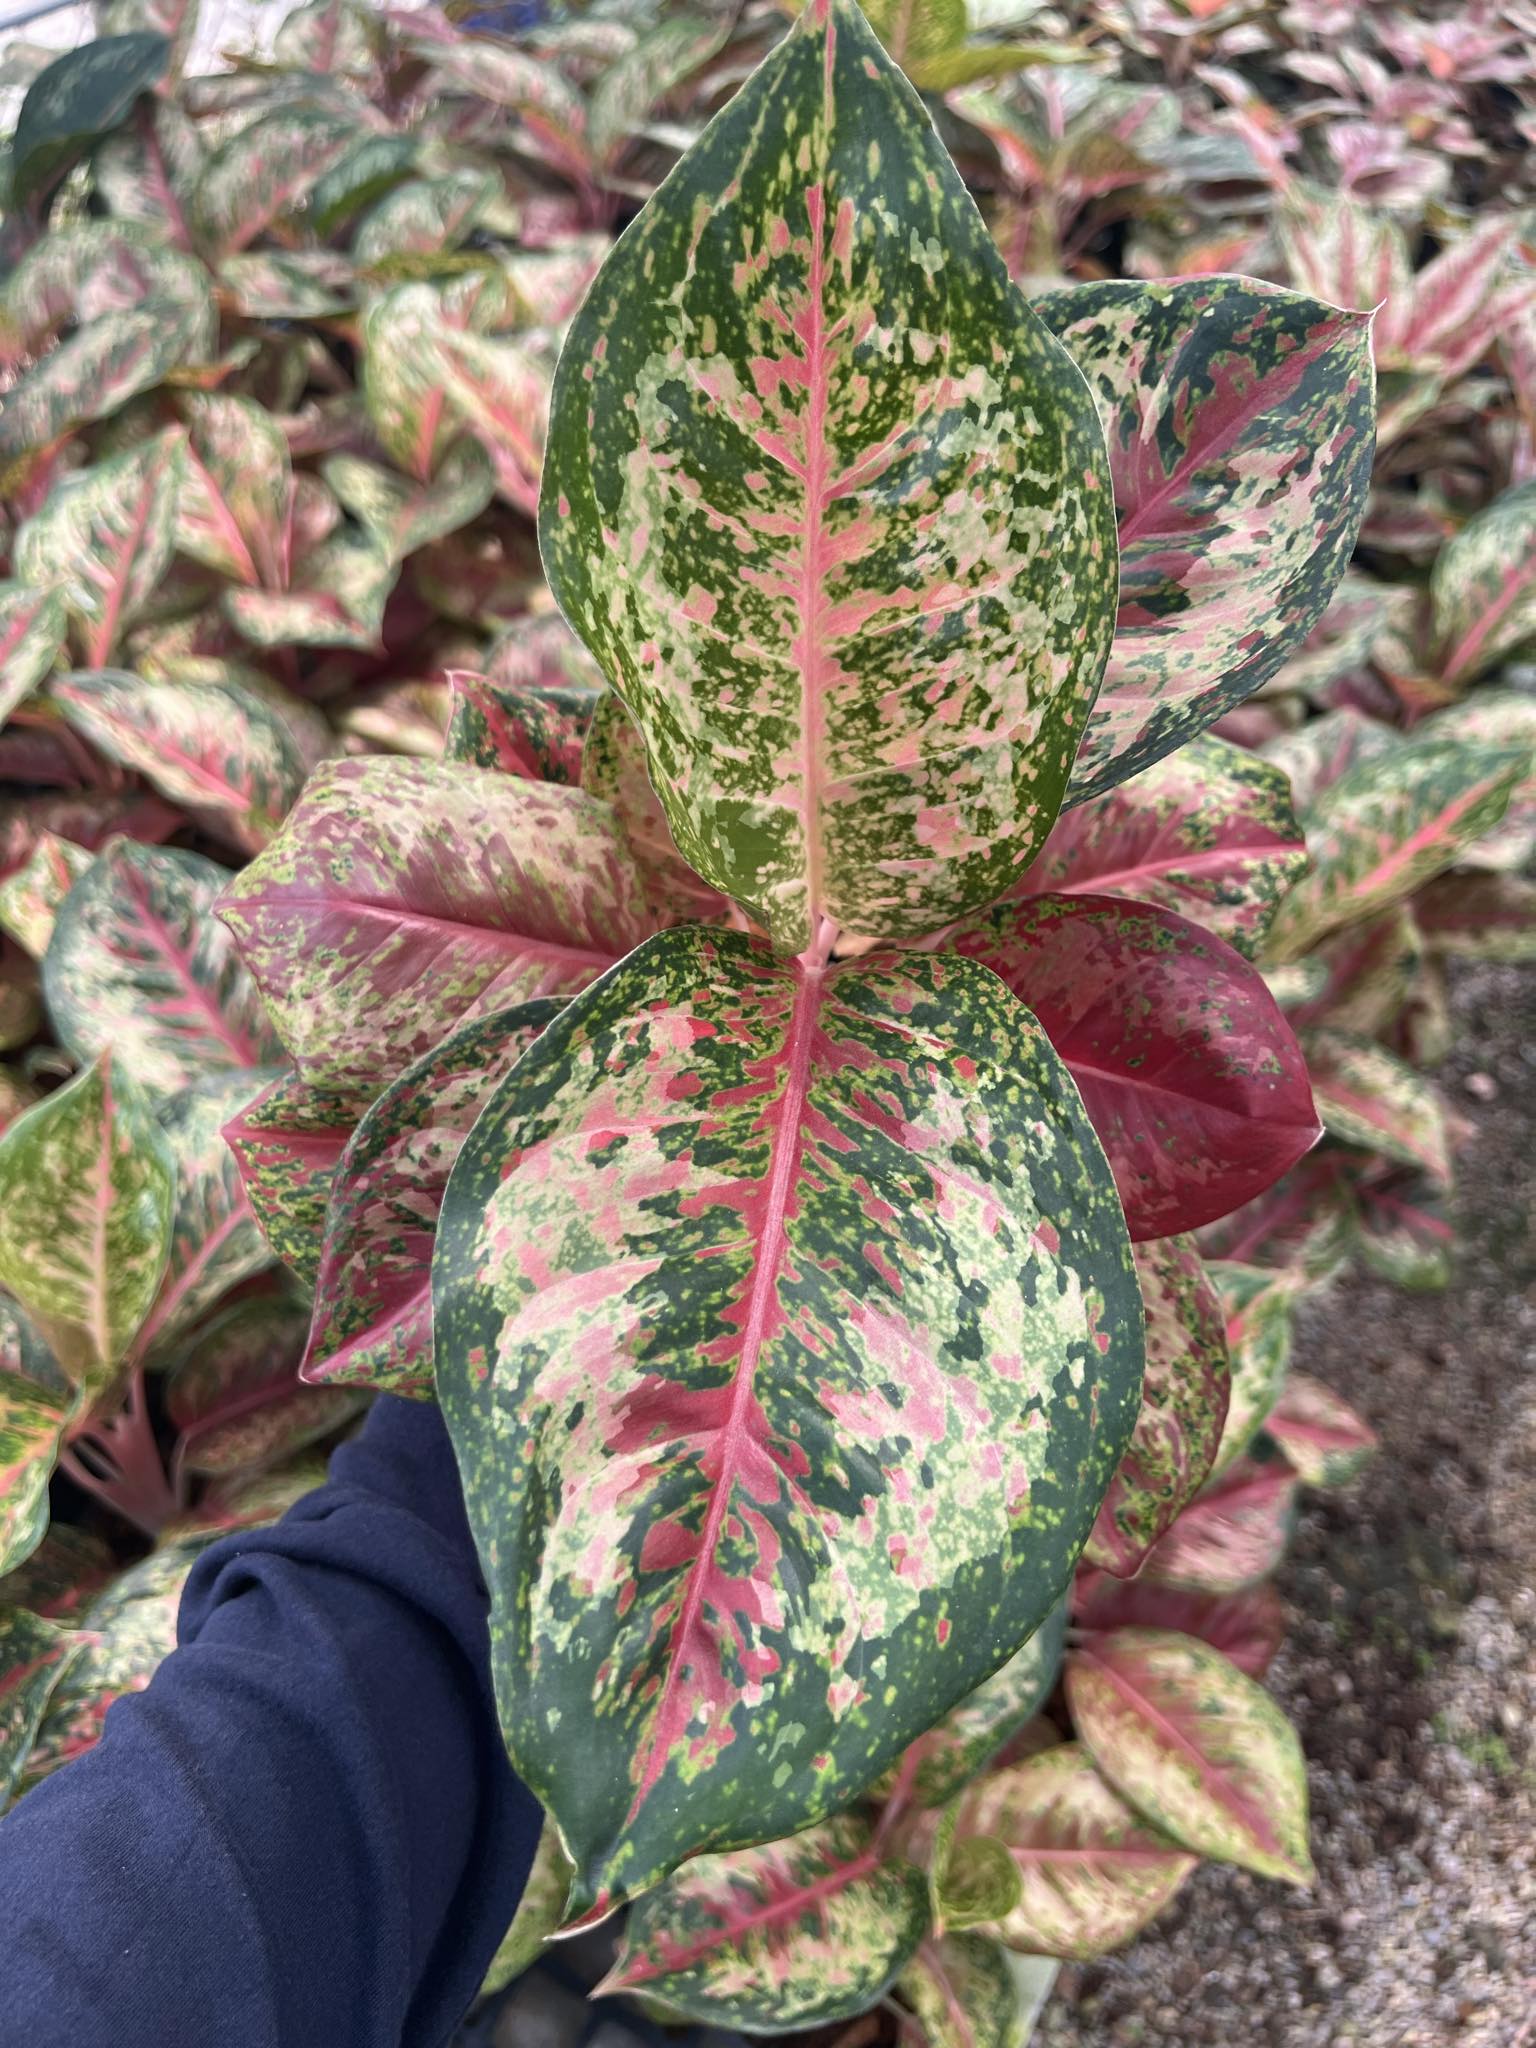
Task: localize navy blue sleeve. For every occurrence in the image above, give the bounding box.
[0,1396,543,2048]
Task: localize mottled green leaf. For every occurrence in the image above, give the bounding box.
[217,757,653,1093]
[1428,479,1536,690]
[0,585,68,730]
[581,693,729,923]
[0,832,93,958]
[1084,1238,1229,1579]
[14,433,185,668]
[1207,1264,1294,1479]
[322,443,495,567]
[222,535,397,653]
[1263,708,1403,817]
[219,248,356,319]
[1067,1627,1313,1884]
[0,1054,175,1394]
[604,1814,929,2029]
[1303,1030,1451,1183]
[308,132,417,235]
[10,32,169,204]
[900,1603,1066,1810]
[435,923,1141,1913]
[955,1742,1195,1959]
[1263,742,1532,964]
[541,0,1116,954]
[1036,279,1374,803]
[0,219,204,357]
[444,667,594,786]
[1419,690,1536,875]
[900,1934,1053,2048]
[0,1607,85,1803]
[935,1832,1024,1932]
[221,1071,368,1280]
[304,999,560,1396]
[0,1299,77,1578]
[431,327,549,517]
[1020,736,1306,962]
[45,841,281,1097]
[166,1294,362,1478]
[177,393,292,589]
[0,298,214,467]
[360,282,464,482]
[1263,1373,1375,1490]
[588,14,730,166]
[193,105,364,257]
[1283,909,1421,1042]
[352,169,499,268]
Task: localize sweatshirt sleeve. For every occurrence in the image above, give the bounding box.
[0,1395,543,2048]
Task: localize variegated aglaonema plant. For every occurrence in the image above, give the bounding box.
[207,0,1380,2030]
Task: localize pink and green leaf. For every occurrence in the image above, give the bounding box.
[0,833,93,958]
[1066,1627,1313,1884]
[1263,1374,1376,1490]
[899,1934,1053,2048]
[192,104,366,257]
[322,443,496,569]
[1137,1457,1297,1595]
[435,924,1142,1914]
[221,1070,370,1280]
[444,669,595,787]
[602,1814,930,2029]
[0,1300,77,1579]
[1413,872,1536,964]
[540,0,1117,953]
[0,585,69,729]
[1428,478,1536,690]
[44,841,282,1097]
[217,757,653,1092]
[1036,278,1375,803]
[176,393,292,589]
[167,1294,364,1479]
[1207,1264,1296,1477]
[899,1602,1067,1810]
[1302,1030,1452,1183]
[1073,1570,1286,1681]
[0,1606,86,1802]
[580,693,729,924]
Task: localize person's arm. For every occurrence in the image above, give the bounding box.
[0,1396,543,2048]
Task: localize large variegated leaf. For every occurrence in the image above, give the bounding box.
[1067,1627,1313,1884]
[303,1000,561,1396]
[941,894,1320,1239]
[176,394,292,589]
[0,834,93,958]
[1263,741,1532,964]
[1262,1374,1373,1491]
[51,669,323,854]
[221,1071,367,1279]
[45,841,281,1096]
[435,924,1142,1913]
[193,105,365,257]
[1137,1457,1296,1594]
[0,586,68,729]
[134,1070,280,1367]
[1427,479,1536,690]
[955,1743,1195,1959]
[581,694,729,925]
[0,1054,175,1395]
[1035,279,1374,802]
[217,757,653,1092]
[0,220,203,356]
[901,1603,1066,1809]
[1073,1571,1286,1681]
[0,1607,85,1803]
[1303,1031,1451,1183]
[167,1295,363,1479]
[1020,736,1306,961]
[602,1815,929,2028]
[900,1935,1056,2048]
[0,299,214,468]
[1084,1238,1229,1578]
[0,1301,77,1578]
[14,434,185,668]
[9,32,170,205]
[540,0,1117,954]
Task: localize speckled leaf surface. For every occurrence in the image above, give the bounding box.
[581,694,730,925]
[218,758,652,1093]
[1303,1031,1451,1183]
[0,1055,175,1396]
[167,1295,363,1479]
[0,1300,77,1578]
[587,13,730,165]
[901,1603,1066,1809]
[45,841,281,1097]
[1263,742,1531,964]
[135,1070,281,1367]
[176,393,292,588]
[1263,709,1403,818]
[1036,279,1373,804]
[1073,1571,1286,1682]
[435,924,1141,1914]
[1282,909,1421,1042]
[603,1814,929,2030]
[223,534,397,654]
[193,105,363,257]
[1020,737,1306,962]
[1428,479,1536,690]
[956,1742,1195,1959]
[0,585,68,728]
[1137,1457,1297,1594]
[0,833,94,958]
[323,444,496,569]
[1067,1626,1312,1883]
[51,668,320,853]
[444,669,594,786]
[0,299,213,469]
[13,433,185,668]
[940,893,1320,1239]
[221,1070,368,1280]
[1264,1374,1376,1489]
[1207,1264,1294,1478]
[304,1000,561,1396]
[0,1607,85,1803]
[899,1934,1044,2048]
[1420,692,1536,875]
[540,0,1117,953]
[1084,1238,1229,1578]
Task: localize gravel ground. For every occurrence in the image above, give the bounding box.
[1038,959,1536,2048]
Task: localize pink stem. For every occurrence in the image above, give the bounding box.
[60,1367,182,1536]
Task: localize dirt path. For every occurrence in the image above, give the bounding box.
[1038,961,1536,2048]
